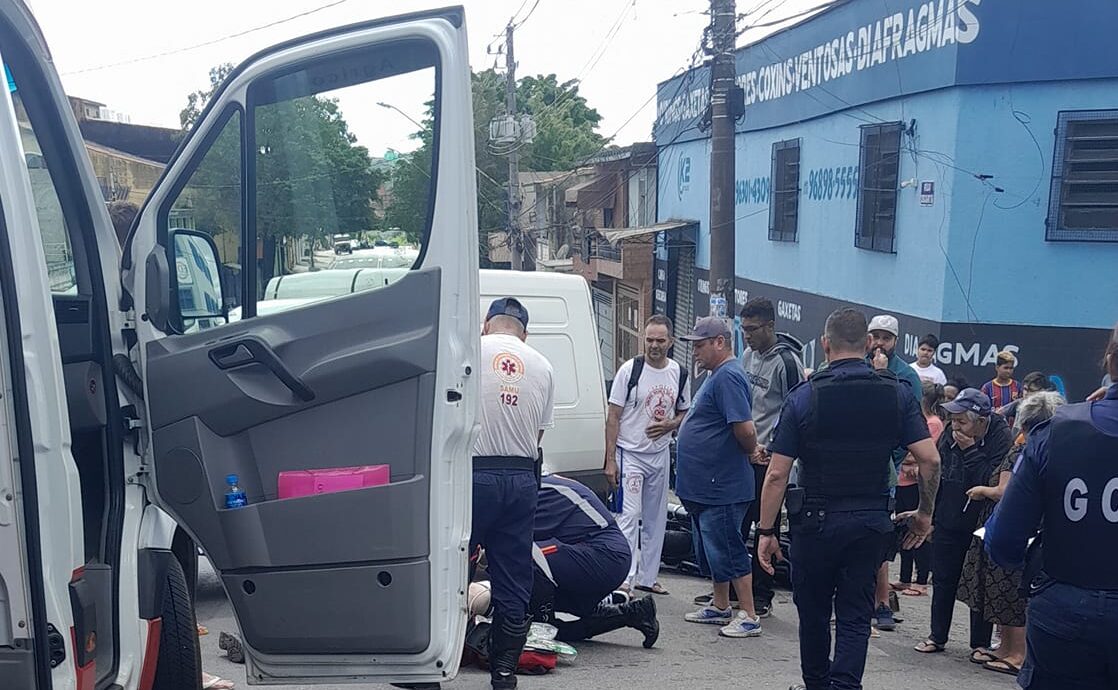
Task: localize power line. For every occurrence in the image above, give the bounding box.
[530,0,637,128]
[509,41,707,229]
[62,0,352,75]
[512,0,544,28]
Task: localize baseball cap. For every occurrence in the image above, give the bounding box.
[868,314,900,337]
[942,388,992,416]
[680,316,731,342]
[485,297,529,328]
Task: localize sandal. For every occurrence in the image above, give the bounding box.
[970,648,999,664]
[983,659,1021,676]
[202,673,235,689]
[889,581,909,591]
[197,624,209,636]
[914,640,945,654]
[634,583,669,595]
[901,586,926,597]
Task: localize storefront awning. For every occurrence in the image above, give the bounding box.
[601,219,698,244]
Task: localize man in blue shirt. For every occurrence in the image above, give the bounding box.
[756,308,940,690]
[985,325,1118,689]
[675,316,762,639]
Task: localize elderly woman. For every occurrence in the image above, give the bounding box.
[956,391,1066,677]
[915,388,1013,655]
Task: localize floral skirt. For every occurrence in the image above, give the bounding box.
[956,536,1027,627]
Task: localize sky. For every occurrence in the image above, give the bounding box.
[24,0,819,154]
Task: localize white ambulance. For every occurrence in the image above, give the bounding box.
[0,3,478,688]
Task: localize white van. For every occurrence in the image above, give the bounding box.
[479,270,607,496]
[1,4,478,689]
[244,268,610,495]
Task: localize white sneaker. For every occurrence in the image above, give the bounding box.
[719,611,763,638]
[684,605,733,625]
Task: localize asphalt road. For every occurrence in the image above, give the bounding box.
[195,557,1018,690]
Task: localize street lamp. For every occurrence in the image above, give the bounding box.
[376,101,423,129]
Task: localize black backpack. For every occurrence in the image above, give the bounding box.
[624,356,689,409]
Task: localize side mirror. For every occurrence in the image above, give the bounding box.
[170,229,226,333]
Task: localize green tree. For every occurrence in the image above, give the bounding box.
[387,70,605,258]
[180,64,235,130]
[179,64,384,284]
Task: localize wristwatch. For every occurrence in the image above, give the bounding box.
[756,526,778,537]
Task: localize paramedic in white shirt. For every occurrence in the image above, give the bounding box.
[472,297,556,689]
[604,314,692,595]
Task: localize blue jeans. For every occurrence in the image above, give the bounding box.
[471,469,539,622]
[683,500,751,583]
[789,510,893,690]
[1019,582,1118,689]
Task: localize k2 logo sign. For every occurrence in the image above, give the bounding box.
[678,156,691,200]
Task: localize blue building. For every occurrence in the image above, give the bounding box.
[653,0,1118,398]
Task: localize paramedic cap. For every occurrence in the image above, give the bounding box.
[942,388,993,416]
[680,316,732,341]
[485,297,529,328]
[868,314,900,337]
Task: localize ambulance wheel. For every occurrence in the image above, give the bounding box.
[152,556,202,690]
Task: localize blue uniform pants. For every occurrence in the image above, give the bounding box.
[789,510,893,690]
[1019,582,1118,689]
[471,469,538,623]
[536,530,630,617]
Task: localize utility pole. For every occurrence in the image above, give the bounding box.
[504,23,526,270]
[707,0,736,317]
[488,21,537,270]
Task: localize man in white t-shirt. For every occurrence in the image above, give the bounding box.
[604,315,691,595]
[472,297,556,689]
[910,333,947,386]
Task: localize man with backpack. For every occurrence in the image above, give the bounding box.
[604,315,691,595]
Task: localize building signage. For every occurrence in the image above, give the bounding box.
[658,0,982,131]
[677,156,692,200]
[739,0,981,110]
[920,180,935,206]
[661,266,1108,399]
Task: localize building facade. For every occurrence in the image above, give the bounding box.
[569,143,663,376]
[654,0,1118,398]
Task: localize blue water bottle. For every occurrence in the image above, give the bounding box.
[224,474,248,509]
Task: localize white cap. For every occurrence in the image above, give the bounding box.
[868,314,899,337]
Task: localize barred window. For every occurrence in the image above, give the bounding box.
[769,138,800,242]
[855,122,903,253]
[1047,110,1118,242]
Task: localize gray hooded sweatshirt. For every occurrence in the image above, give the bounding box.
[741,332,806,446]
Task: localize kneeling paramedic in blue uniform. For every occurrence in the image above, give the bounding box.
[529,475,660,648]
[472,298,556,689]
[757,308,941,690]
[985,322,1118,690]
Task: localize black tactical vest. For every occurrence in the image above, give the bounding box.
[1042,403,1118,590]
[798,365,902,504]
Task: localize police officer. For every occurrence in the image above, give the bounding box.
[985,323,1118,689]
[756,308,941,690]
[528,474,660,648]
[472,298,556,689]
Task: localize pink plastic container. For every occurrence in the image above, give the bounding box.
[277,464,390,499]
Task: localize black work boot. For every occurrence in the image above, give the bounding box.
[556,596,660,648]
[624,596,660,649]
[488,614,531,689]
